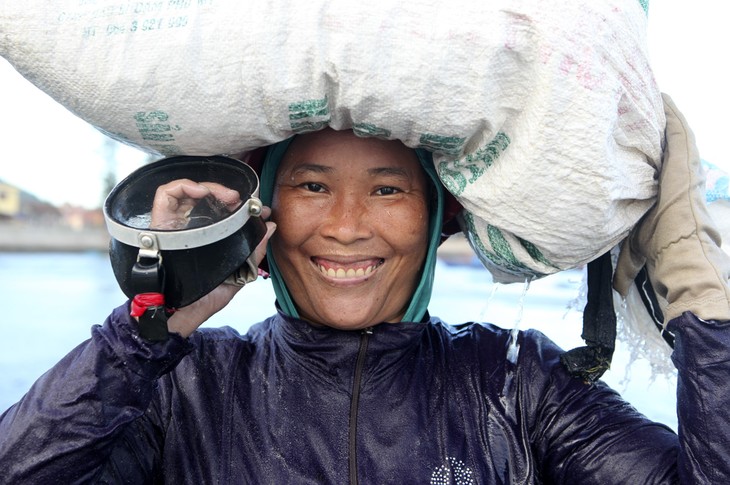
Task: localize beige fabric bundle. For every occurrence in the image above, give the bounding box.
[614,94,730,323]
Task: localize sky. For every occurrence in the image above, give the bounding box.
[0,0,728,209]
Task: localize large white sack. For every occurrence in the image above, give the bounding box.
[0,0,664,282]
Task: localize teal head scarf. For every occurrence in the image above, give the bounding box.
[259,135,445,323]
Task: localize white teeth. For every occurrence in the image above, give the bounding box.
[318,264,376,279]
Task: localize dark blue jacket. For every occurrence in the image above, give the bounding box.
[1,304,728,483]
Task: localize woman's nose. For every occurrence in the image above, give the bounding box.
[319,193,373,243]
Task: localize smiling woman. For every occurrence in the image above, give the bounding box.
[1,116,730,483]
[269,129,430,329]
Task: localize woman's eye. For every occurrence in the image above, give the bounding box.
[303,182,325,193]
[375,186,401,196]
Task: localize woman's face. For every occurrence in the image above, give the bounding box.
[270,129,430,330]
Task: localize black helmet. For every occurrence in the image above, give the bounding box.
[104,155,266,308]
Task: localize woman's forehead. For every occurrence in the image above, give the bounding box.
[280,129,421,173]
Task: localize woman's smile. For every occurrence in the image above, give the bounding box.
[312,256,384,280]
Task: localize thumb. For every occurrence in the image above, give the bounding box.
[252,220,277,267]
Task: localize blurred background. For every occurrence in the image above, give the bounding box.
[1,1,729,428]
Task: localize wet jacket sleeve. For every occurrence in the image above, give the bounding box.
[668,312,730,483]
[523,331,679,483]
[0,303,194,484]
[528,311,730,484]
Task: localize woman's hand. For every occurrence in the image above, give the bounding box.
[150,179,242,230]
[613,93,730,323]
[141,178,277,338]
[165,206,276,338]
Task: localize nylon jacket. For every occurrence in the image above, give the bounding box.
[1,305,728,484]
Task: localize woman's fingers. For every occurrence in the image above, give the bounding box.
[165,206,275,338]
[200,182,243,212]
[149,179,242,230]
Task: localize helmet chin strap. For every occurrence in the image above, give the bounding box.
[128,237,172,341]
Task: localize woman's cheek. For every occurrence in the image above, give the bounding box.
[394,202,429,239]
[274,201,321,247]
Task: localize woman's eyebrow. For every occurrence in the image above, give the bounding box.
[291,163,334,176]
[367,167,410,179]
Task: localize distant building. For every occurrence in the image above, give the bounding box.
[0,182,109,251]
[0,181,21,219]
[60,204,105,229]
[18,190,61,223]
[0,180,60,223]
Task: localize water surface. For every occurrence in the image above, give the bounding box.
[0,252,677,428]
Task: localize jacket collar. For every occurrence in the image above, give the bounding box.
[270,309,430,390]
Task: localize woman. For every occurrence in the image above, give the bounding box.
[1,99,729,484]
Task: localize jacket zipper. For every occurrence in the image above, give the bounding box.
[348,327,372,485]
